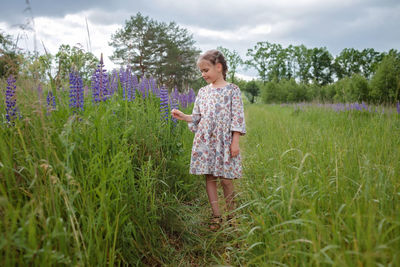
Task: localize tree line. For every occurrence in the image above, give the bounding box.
[239,47,400,104]
[1,13,399,104]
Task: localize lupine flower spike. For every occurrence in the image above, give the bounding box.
[5,75,19,125]
[91,53,109,103]
[159,87,169,122]
[69,69,84,112]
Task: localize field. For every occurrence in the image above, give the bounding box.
[1,77,400,266]
[237,104,400,266]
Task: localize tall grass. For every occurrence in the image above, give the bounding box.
[3,76,399,266]
[0,78,205,265]
[234,104,400,266]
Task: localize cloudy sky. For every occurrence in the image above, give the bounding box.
[0,0,399,79]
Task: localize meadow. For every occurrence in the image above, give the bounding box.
[1,73,400,266]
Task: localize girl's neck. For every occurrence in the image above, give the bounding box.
[211,78,228,88]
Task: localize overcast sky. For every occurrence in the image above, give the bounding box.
[0,0,399,79]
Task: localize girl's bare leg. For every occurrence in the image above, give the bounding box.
[220,178,235,213]
[205,174,221,216]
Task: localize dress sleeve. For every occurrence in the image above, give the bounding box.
[188,90,201,133]
[230,85,246,136]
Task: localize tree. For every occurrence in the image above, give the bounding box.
[293,44,312,83]
[359,48,383,79]
[370,50,400,103]
[333,48,362,80]
[109,13,200,89]
[156,21,200,89]
[310,47,333,85]
[245,42,271,83]
[0,31,22,78]
[20,51,53,82]
[217,46,243,84]
[55,44,98,84]
[244,80,260,103]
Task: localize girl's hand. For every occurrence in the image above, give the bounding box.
[230,141,240,157]
[171,109,187,121]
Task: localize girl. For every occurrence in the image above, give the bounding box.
[171,49,246,231]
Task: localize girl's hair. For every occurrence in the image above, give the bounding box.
[197,49,228,81]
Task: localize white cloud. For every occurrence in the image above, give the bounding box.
[1,0,399,79]
[2,12,120,70]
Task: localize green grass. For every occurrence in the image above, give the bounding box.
[232,104,400,266]
[1,77,400,266]
[0,78,216,266]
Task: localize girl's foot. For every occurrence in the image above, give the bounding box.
[209,215,222,231]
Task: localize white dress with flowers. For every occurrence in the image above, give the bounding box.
[188,83,246,179]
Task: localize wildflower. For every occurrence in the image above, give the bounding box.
[128,73,138,101]
[361,101,368,111]
[397,102,400,114]
[69,70,84,111]
[5,75,19,125]
[120,67,138,101]
[91,53,109,103]
[188,88,196,104]
[46,91,56,115]
[159,87,169,122]
[109,69,119,96]
[139,77,148,99]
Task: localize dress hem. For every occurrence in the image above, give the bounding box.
[189,171,241,180]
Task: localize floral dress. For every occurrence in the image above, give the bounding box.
[188,83,246,179]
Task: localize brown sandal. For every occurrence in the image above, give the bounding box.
[209,215,222,231]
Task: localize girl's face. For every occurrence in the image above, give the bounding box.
[197,59,223,84]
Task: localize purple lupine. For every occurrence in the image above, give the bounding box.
[361,101,368,111]
[179,93,188,109]
[129,73,138,101]
[46,91,56,115]
[121,67,138,101]
[139,77,148,99]
[188,88,196,104]
[91,54,109,103]
[5,75,19,125]
[397,102,400,114]
[108,69,119,96]
[153,86,161,98]
[149,77,157,94]
[69,70,84,111]
[159,87,169,122]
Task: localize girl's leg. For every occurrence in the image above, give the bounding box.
[220,178,235,212]
[205,174,221,216]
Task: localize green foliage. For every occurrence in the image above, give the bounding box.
[0,31,22,78]
[55,44,98,84]
[246,41,291,83]
[311,47,334,85]
[0,80,200,265]
[109,13,200,90]
[333,48,383,80]
[293,44,313,83]
[238,104,400,266]
[217,46,243,84]
[243,80,260,103]
[260,79,312,103]
[370,50,400,103]
[19,51,53,82]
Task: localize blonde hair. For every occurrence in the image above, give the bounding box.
[197,49,228,80]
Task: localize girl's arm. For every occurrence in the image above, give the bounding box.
[171,109,192,122]
[230,131,241,157]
